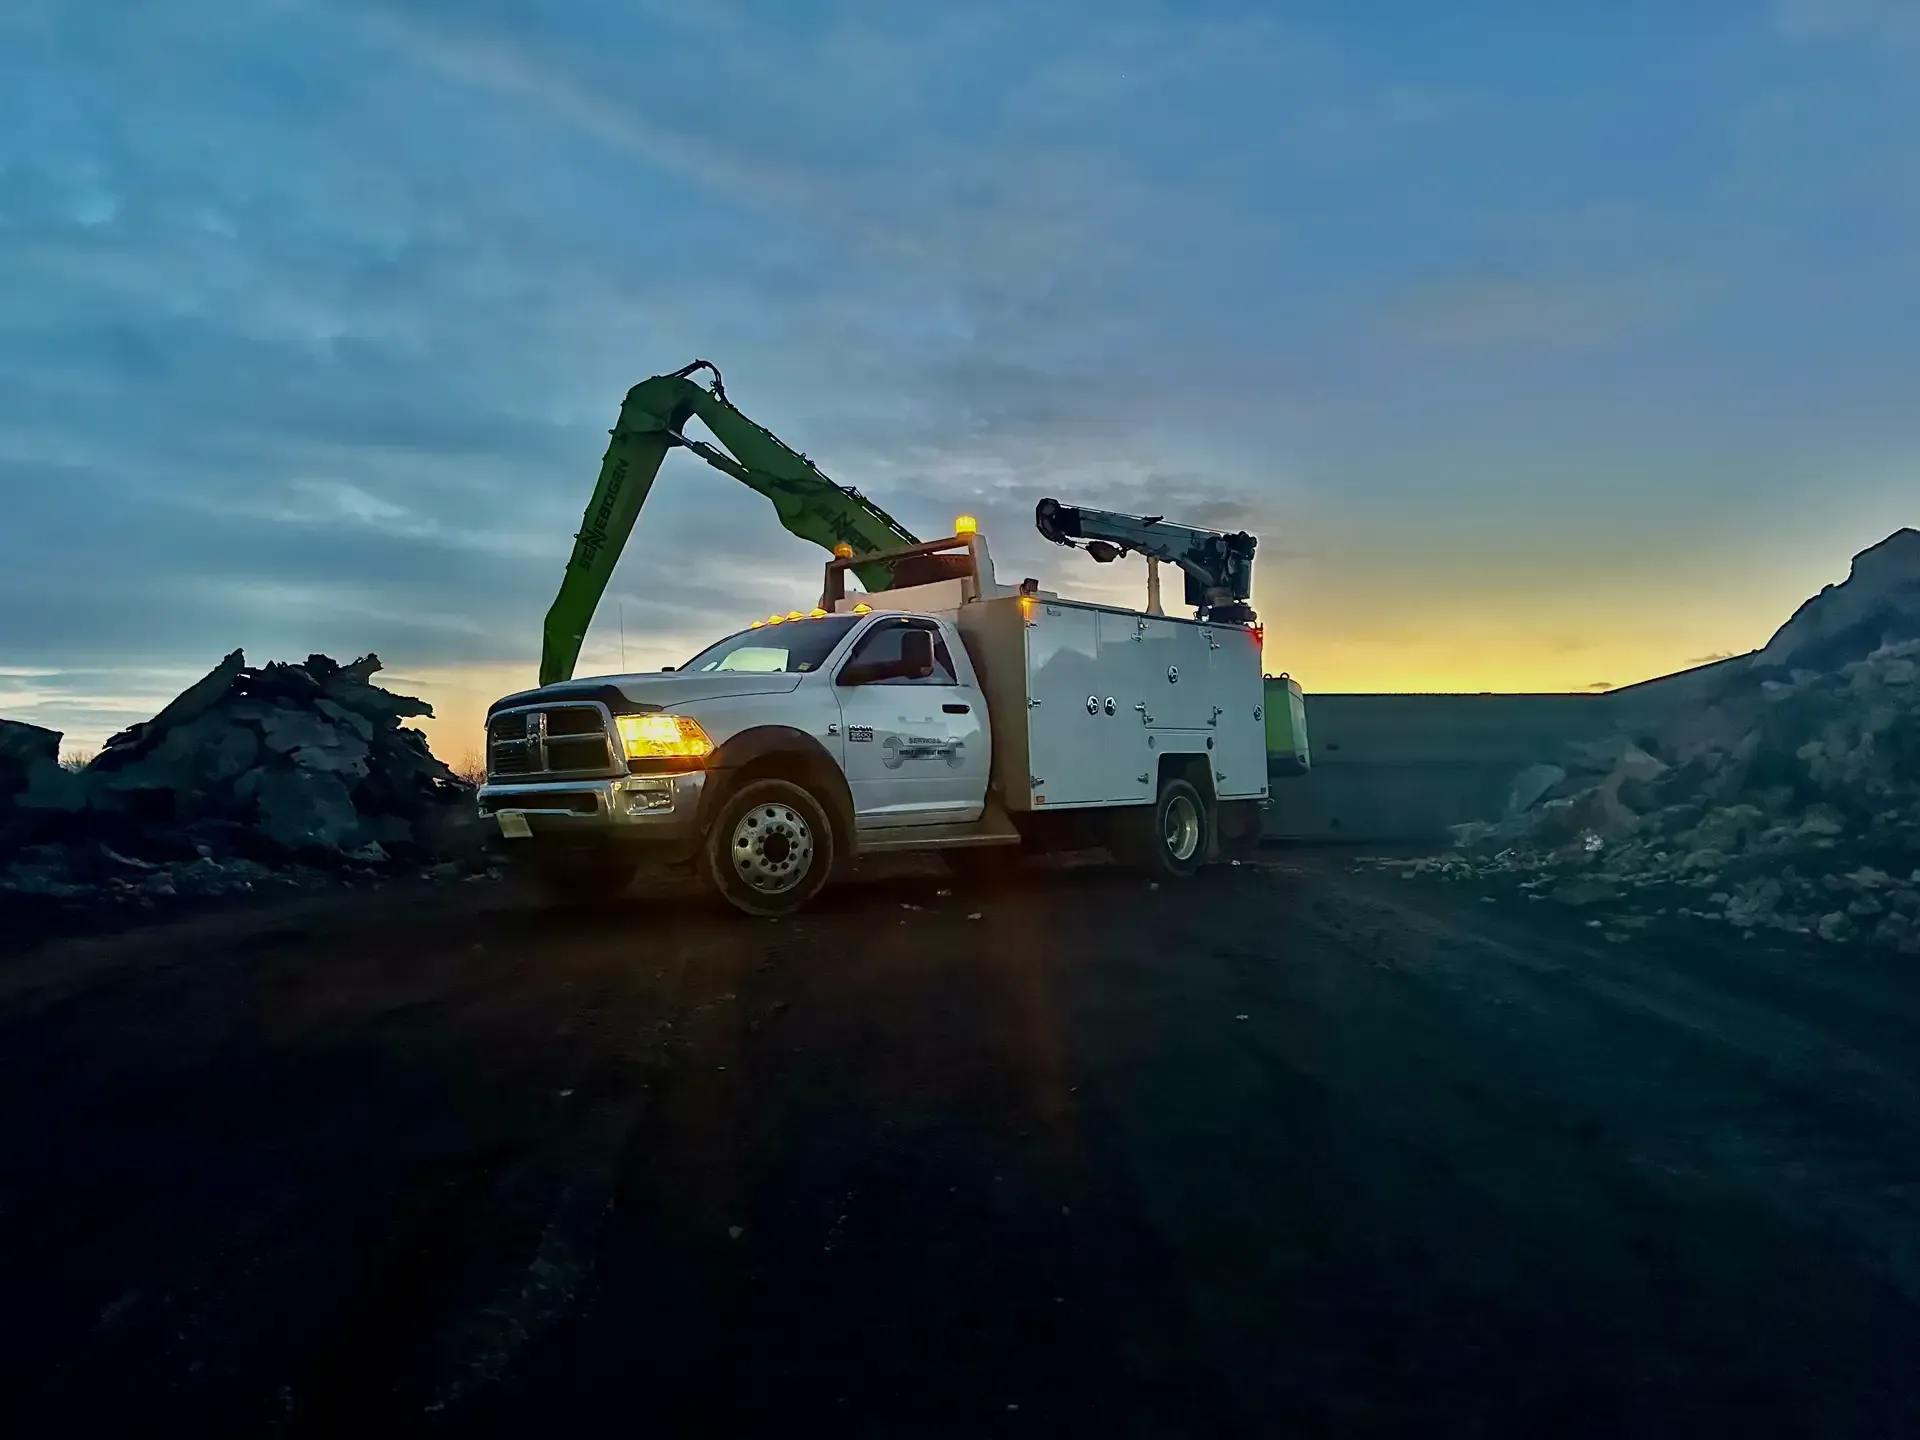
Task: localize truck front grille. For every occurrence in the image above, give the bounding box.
[486,703,617,780]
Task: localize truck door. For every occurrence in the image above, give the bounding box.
[834,617,987,828]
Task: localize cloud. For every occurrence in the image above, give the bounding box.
[1385,275,1684,349]
[1773,0,1920,45]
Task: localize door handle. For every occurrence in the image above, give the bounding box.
[942,702,970,714]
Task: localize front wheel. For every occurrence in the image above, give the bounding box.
[705,778,836,917]
[1111,776,1210,880]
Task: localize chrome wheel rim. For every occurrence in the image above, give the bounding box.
[730,803,814,893]
[1163,794,1202,862]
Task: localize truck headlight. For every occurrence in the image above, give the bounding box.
[616,712,714,760]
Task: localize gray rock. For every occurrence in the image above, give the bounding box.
[94,649,244,767]
[15,758,91,812]
[259,706,346,756]
[1754,528,1920,672]
[0,718,61,771]
[1797,806,1847,838]
[290,738,372,779]
[146,712,260,784]
[1505,764,1566,818]
[252,769,360,853]
[1552,878,1621,907]
[315,698,374,741]
[357,813,416,847]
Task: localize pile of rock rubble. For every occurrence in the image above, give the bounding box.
[1371,528,1920,953]
[1,651,484,906]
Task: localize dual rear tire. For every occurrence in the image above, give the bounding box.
[1110,776,1211,880]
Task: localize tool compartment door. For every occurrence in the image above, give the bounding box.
[1023,604,1104,807]
[1136,616,1213,731]
[1023,603,1150,807]
[1207,625,1269,799]
[1094,610,1152,802]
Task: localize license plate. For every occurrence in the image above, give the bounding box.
[497,812,532,839]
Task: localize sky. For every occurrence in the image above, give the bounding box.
[2,0,1917,762]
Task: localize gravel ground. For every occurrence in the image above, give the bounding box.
[2,851,1918,1437]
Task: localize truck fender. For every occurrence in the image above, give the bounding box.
[697,725,856,858]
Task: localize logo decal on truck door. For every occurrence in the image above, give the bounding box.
[848,726,874,743]
[882,735,964,770]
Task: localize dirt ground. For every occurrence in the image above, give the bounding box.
[3,850,1919,1437]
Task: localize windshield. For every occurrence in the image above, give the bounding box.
[679,615,861,675]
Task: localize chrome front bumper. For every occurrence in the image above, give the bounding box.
[477,771,707,839]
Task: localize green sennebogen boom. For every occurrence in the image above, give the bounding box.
[539,361,919,685]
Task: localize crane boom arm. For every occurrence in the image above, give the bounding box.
[540,361,918,685]
[1034,496,1258,625]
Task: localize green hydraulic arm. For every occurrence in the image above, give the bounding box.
[540,360,920,685]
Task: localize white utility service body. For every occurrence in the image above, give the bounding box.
[952,593,1268,814]
[476,525,1270,914]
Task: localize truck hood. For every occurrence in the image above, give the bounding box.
[488,670,804,716]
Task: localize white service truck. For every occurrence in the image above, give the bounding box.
[477,502,1281,915]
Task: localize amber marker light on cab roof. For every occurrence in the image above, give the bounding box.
[809,607,828,618]
[832,542,854,558]
[852,602,873,614]
[954,514,977,534]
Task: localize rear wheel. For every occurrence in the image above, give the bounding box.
[1111,776,1210,880]
[705,778,836,917]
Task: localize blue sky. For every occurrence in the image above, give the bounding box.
[2,0,1917,756]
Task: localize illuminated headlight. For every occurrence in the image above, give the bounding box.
[616,712,713,760]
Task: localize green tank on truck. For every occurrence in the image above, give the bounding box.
[1264,676,1310,777]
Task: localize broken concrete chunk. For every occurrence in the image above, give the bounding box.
[314,698,375,741]
[1504,764,1566,819]
[147,712,261,784]
[289,736,372,778]
[259,706,349,757]
[15,758,91,812]
[0,718,61,773]
[1552,878,1621,907]
[92,651,246,773]
[252,769,361,853]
